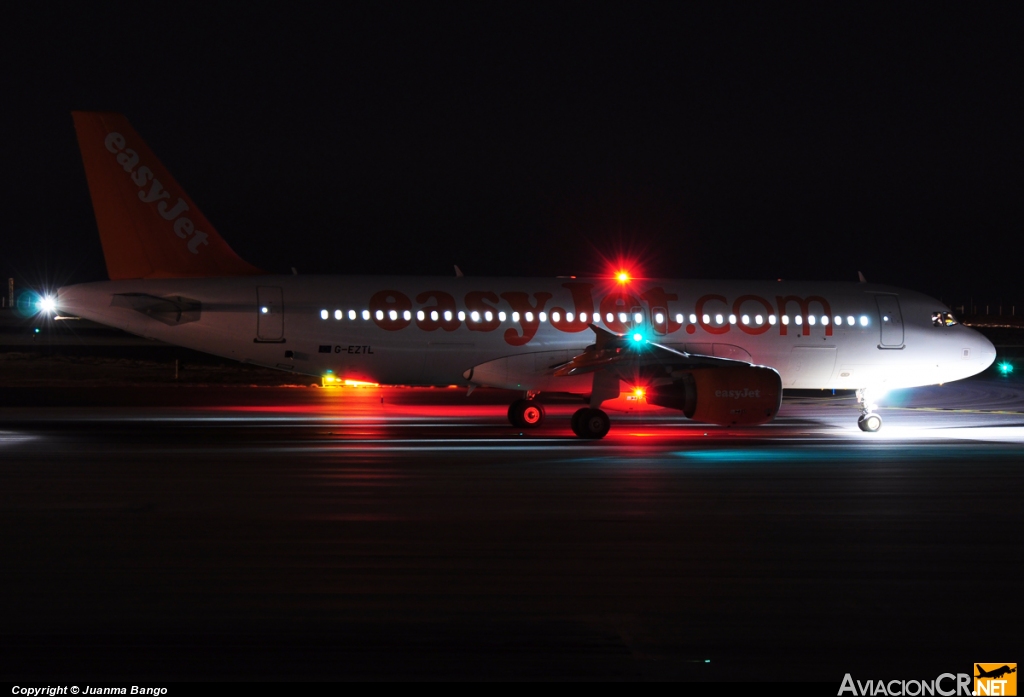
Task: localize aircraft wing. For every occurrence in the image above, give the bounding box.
[552,325,749,380]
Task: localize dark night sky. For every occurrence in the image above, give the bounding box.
[4,4,1024,307]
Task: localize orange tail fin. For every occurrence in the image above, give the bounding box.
[72,111,264,280]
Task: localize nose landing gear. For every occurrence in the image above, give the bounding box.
[857,412,883,432]
[856,388,883,432]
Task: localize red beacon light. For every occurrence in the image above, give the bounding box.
[616,271,631,283]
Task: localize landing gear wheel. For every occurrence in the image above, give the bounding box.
[508,399,545,428]
[857,412,882,432]
[855,388,882,433]
[570,408,585,435]
[571,408,611,439]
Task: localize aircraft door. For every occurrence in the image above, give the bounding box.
[875,294,904,348]
[629,305,646,333]
[257,286,284,342]
[651,306,670,336]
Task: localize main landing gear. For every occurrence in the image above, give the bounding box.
[570,407,610,439]
[856,388,883,432]
[508,399,545,428]
[505,398,611,439]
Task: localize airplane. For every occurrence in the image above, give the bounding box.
[50,112,997,438]
[976,665,1016,680]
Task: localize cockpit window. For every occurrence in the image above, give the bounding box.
[932,311,958,327]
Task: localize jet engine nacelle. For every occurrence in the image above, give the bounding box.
[645,365,783,426]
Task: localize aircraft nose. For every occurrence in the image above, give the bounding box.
[973,329,997,372]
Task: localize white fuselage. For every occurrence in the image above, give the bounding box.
[56,276,996,393]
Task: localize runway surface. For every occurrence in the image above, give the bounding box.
[1,377,1022,680]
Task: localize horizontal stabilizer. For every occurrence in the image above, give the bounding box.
[111,293,202,325]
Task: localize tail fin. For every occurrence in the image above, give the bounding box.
[72,111,263,280]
